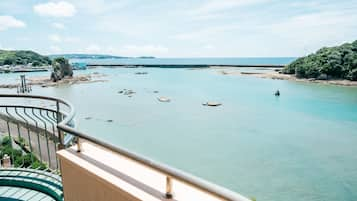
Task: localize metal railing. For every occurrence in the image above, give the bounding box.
[0,94,249,201]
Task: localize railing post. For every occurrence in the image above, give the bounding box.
[56,100,65,149]
[165,176,173,199]
[77,137,82,152]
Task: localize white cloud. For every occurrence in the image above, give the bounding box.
[190,0,268,17]
[0,15,26,31]
[48,34,80,43]
[71,0,129,15]
[84,44,102,53]
[52,22,65,29]
[78,44,168,57]
[120,45,168,56]
[49,34,62,43]
[50,45,62,53]
[16,37,30,41]
[263,10,357,54]
[34,1,76,17]
[203,44,214,50]
[173,24,240,41]
[64,36,80,43]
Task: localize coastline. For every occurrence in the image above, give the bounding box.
[216,67,357,87]
[1,66,356,88]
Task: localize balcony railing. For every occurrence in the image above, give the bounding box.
[0,94,250,201]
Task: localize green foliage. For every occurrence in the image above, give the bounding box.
[23,153,35,167]
[0,145,22,159]
[347,68,357,81]
[1,136,11,147]
[0,135,47,169]
[283,40,357,81]
[18,137,26,146]
[51,57,73,81]
[0,50,51,66]
[31,160,48,170]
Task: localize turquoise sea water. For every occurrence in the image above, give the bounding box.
[0,58,357,201]
[71,57,296,65]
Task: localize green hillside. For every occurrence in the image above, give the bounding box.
[0,50,51,66]
[282,40,357,81]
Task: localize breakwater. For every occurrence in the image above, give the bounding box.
[87,64,285,68]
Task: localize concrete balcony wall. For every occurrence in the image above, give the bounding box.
[57,142,243,201]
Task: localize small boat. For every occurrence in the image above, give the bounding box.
[158,97,170,102]
[202,102,222,107]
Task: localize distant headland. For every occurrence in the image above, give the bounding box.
[282,40,357,81]
[0,50,51,66]
[48,54,155,60]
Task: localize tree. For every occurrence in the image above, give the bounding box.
[3,58,14,65]
[32,61,40,66]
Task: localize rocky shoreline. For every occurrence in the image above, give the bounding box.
[0,73,107,89]
[217,68,357,86]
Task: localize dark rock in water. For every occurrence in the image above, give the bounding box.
[118,90,123,94]
[124,89,135,95]
[106,119,113,122]
[153,90,159,93]
[274,90,280,96]
[85,117,92,120]
[135,72,148,75]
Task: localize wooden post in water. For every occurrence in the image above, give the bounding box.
[18,74,31,93]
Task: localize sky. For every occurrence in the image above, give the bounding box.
[0,0,357,57]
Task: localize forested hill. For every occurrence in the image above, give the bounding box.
[282,40,357,81]
[0,50,51,66]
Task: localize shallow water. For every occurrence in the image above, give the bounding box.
[1,66,357,201]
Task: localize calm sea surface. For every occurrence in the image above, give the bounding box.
[1,58,357,201]
[71,57,295,65]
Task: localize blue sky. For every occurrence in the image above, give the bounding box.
[0,0,356,57]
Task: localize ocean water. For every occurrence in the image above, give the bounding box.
[0,59,357,201]
[71,57,296,65]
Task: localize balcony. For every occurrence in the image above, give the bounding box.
[0,94,250,201]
